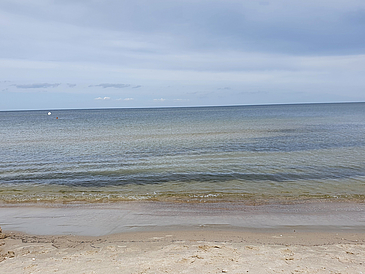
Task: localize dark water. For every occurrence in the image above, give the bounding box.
[1,103,365,203]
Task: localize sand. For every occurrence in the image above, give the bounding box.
[1,202,365,273]
[1,228,365,273]
[1,202,365,236]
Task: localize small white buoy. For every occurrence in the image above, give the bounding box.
[47,112,51,115]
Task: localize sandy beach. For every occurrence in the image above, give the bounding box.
[1,202,365,273]
[1,228,365,273]
[2,0,365,270]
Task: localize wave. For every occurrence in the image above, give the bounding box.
[1,167,365,187]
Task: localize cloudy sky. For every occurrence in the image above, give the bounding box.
[1,0,365,110]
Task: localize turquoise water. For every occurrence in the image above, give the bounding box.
[1,103,365,203]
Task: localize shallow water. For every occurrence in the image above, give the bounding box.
[1,202,365,235]
[1,103,365,204]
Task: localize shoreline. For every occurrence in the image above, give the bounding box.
[1,201,364,236]
[1,201,365,273]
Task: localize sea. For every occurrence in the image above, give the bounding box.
[1,102,365,205]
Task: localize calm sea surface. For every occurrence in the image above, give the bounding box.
[1,103,365,204]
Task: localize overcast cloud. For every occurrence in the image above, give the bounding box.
[1,0,365,110]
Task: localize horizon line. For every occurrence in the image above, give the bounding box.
[1,100,364,112]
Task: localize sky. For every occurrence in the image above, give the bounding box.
[1,0,365,110]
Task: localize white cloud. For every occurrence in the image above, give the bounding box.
[95,96,111,100]
[124,98,134,101]
[173,99,190,102]
[90,84,130,89]
[153,98,166,102]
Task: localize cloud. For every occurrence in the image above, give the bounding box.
[95,96,111,100]
[14,83,60,89]
[41,0,364,55]
[90,84,130,89]
[1,1,365,110]
[152,98,189,103]
[116,97,134,101]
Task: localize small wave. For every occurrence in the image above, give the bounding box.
[1,168,365,187]
[1,190,365,205]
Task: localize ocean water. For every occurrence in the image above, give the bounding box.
[1,103,365,204]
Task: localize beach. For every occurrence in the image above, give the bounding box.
[2,0,365,269]
[1,201,365,273]
[1,224,365,273]
[1,104,365,272]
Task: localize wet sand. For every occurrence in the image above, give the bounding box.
[1,201,365,273]
[1,201,365,236]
